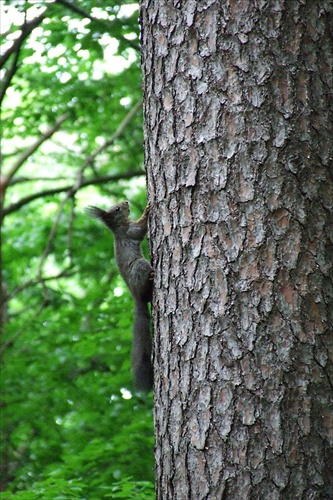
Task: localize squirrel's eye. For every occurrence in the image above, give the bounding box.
[115,207,120,211]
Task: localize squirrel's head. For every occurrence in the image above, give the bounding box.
[108,201,130,220]
[85,201,130,230]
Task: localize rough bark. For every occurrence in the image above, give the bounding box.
[140,1,333,498]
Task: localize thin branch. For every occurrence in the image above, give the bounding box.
[66,197,76,264]
[3,171,144,216]
[0,301,46,354]
[54,0,140,51]
[4,114,69,185]
[3,100,144,216]
[0,0,29,105]
[81,100,143,171]
[36,104,143,299]
[55,0,96,22]
[0,42,21,105]
[0,13,46,69]
[3,186,74,215]
[5,268,75,303]
[37,195,72,302]
[36,157,92,297]
[8,176,72,185]
[80,269,116,332]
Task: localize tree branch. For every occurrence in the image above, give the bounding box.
[81,100,142,171]
[0,41,21,105]
[3,171,144,216]
[55,0,96,22]
[8,176,72,185]
[3,100,144,216]
[4,114,69,186]
[54,0,140,51]
[5,268,75,303]
[0,13,46,69]
[1,301,46,354]
[36,161,89,299]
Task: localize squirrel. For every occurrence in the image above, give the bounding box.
[86,201,153,392]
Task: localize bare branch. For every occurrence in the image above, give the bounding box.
[54,0,140,51]
[80,100,143,172]
[3,171,144,216]
[0,42,21,105]
[4,114,69,185]
[36,168,85,296]
[1,301,46,354]
[9,176,72,185]
[66,197,76,264]
[0,13,46,69]
[3,100,144,216]
[55,0,96,22]
[5,268,75,303]
[38,200,71,302]
[17,97,142,304]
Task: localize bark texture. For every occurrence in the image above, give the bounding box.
[140,1,333,498]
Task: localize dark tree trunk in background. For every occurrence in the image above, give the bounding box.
[140,1,333,498]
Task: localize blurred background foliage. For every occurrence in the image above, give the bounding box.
[0,1,154,498]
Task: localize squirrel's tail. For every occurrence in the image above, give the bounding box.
[85,206,109,225]
[132,300,153,392]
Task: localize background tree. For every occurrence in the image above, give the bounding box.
[140,0,333,498]
[1,1,154,498]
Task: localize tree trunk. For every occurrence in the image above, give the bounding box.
[140,1,333,498]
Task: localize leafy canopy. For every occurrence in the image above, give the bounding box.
[0,1,154,498]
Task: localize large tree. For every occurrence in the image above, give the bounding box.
[140,0,333,498]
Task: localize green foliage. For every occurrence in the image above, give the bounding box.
[1,1,154,498]
[3,477,155,500]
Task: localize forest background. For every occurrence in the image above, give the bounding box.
[0,1,155,498]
